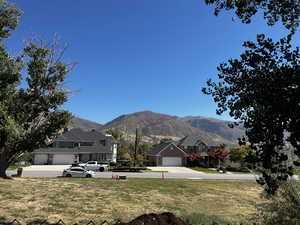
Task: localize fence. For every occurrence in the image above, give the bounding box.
[0,219,254,225]
[0,219,119,225]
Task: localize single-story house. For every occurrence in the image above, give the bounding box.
[147,142,188,166]
[33,128,117,165]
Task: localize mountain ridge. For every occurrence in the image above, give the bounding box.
[101,111,240,145]
[69,117,103,131]
[69,111,244,146]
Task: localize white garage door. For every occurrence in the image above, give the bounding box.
[34,154,48,165]
[162,157,182,166]
[53,154,74,165]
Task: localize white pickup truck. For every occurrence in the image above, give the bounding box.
[84,161,109,172]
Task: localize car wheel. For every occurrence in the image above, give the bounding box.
[86,174,92,178]
[99,167,104,172]
[66,174,72,177]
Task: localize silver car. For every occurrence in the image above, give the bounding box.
[62,167,95,178]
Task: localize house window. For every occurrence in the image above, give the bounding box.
[80,142,93,146]
[100,140,106,146]
[58,141,74,148]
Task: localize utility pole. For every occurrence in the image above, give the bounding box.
[134,128,139,167]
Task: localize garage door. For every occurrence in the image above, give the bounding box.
[34,154,48,165]
[53,154,74,165]
[162,157,182,166]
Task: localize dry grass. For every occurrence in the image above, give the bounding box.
[0,178,263,224]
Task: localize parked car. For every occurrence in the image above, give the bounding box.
[62,167,95,178]
[71,163,85,168]
[84,161,109,172]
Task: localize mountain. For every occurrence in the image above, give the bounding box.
[69,111,243,146]
[69,117,103,131]
[101,111,233,145]
[179,116,245,143]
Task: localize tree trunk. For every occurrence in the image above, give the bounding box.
[0,156,10,179]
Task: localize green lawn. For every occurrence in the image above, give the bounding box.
[0,178,262,225]
[190,167,253,174]
[189,167,219,173]
[7,163,31,171]
[293,169,300,175]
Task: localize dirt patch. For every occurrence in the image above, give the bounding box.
[115,212,189,225]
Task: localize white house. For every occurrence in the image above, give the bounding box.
[33,128,117,165]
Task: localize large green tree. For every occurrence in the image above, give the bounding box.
[204,0,300,32]
[203,0,300,194]
[203,34,300,194]
[0,1,73,178]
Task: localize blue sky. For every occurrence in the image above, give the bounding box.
[6,0,295,124]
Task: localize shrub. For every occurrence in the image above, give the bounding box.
[109,162,117,167]
[255,180,300,225]
[136,154,144,166]
[121,153,132,161]
[187,153,204,167]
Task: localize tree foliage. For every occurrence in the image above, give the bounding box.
[121,152,132,161]
[204,0,300,31]
[229,145,255,166]
[0,1,72,178]
[255,181,300,225]
[187,153,204,167]
[203,33,300,194]
[138,142,152,156]
[208,148,229,161]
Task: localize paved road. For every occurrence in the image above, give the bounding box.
[7,169,258,180]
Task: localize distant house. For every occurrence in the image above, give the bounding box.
[177,135,220,155]
[147,135,225,167]
[33,128,117,165]
[147,142,188,166]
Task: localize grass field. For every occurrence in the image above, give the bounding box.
[189,167,219,173]
[7,164,31,171]
[0,178,263,225]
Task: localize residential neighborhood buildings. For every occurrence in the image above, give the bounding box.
[147,142,188,166]
[147,135,221,166]
[33,128,117,165]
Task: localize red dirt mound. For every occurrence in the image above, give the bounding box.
[115,212,190,225]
